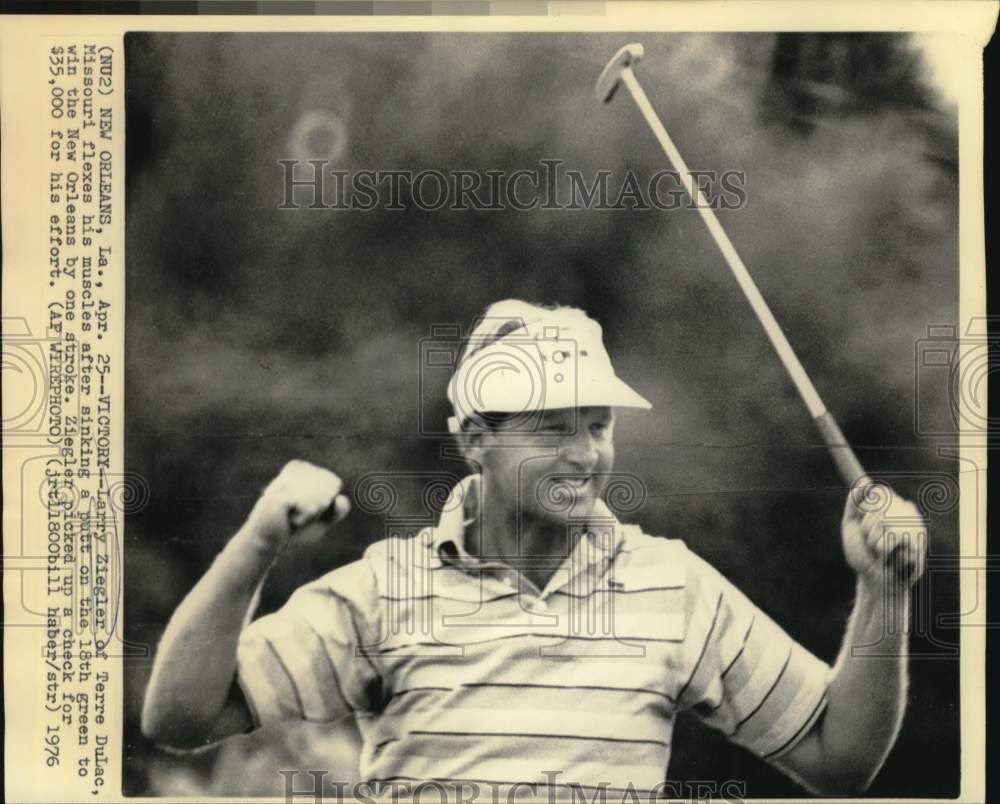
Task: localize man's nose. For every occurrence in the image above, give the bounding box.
[561,430,599,470]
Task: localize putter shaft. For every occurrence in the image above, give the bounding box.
[618,67,869,488]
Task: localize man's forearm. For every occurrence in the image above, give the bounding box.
[819,576,910,789]
[140,525,277,746]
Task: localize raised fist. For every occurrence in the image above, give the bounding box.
[244,459,351,551]
[842,481,926,588]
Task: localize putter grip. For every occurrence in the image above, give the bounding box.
[814,411,869,488]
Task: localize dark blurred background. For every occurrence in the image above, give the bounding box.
[123,32,962,797]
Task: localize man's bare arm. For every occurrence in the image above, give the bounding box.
[140,461,349,749]
[775,487,926,795]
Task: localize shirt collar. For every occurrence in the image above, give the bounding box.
[426,474,624,569]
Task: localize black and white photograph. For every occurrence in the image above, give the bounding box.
[120,30,970,801]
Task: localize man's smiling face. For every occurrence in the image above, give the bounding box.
[475,406,616,529]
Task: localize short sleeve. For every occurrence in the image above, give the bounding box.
[236,559,383,727]
[679,551,831,761]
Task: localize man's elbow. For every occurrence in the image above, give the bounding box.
[140,700,213,751]
[140,704,184,749]
[778,742,881,797]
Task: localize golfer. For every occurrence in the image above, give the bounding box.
[142,299,926,797]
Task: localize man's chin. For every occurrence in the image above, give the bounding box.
[531,495,599,524]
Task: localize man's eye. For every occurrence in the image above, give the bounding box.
[590,423,609,436]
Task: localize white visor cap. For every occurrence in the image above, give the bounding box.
[446,306,651,433]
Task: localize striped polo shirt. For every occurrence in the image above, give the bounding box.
[237,475,831,794]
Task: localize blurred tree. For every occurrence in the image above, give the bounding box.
[763,33,937,132]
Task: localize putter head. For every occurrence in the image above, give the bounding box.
[595,43,644,103]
